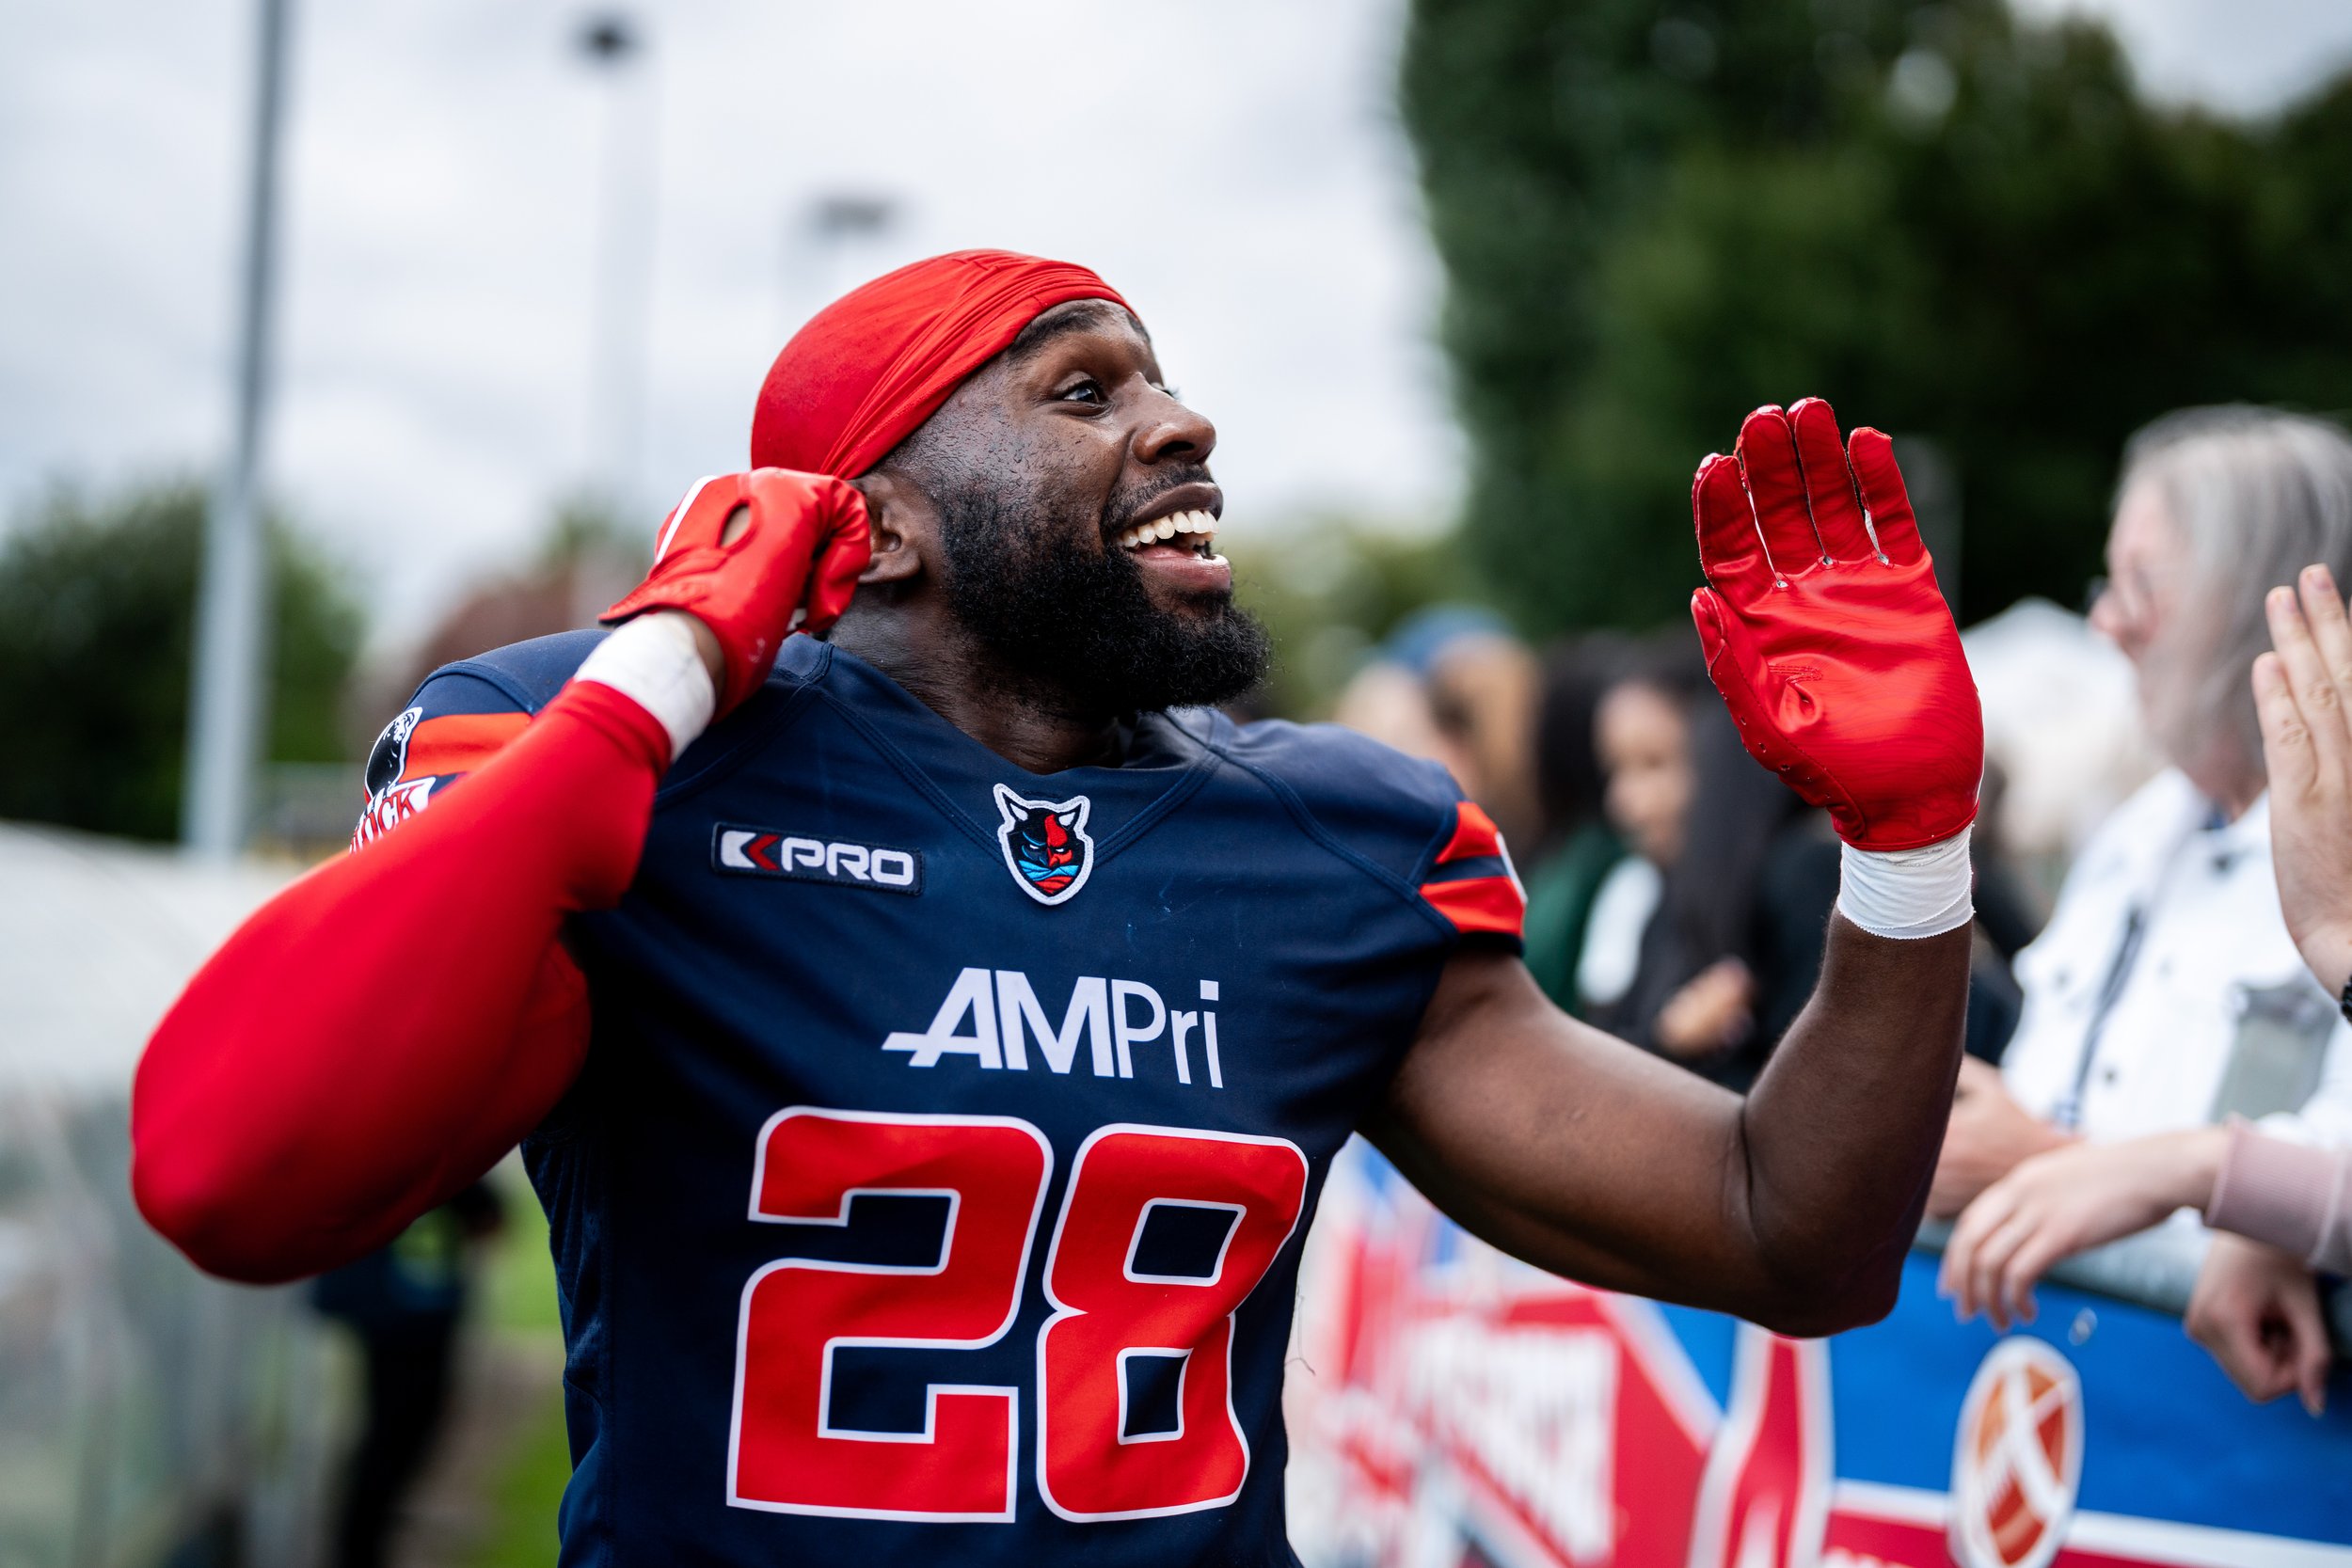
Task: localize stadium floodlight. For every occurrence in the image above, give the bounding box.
[183,0,294,858]
[806,194,896,242]
[577,11,639,64]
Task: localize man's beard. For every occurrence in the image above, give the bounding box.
[937,483,1270,719]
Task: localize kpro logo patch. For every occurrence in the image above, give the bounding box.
[713,825,922,895]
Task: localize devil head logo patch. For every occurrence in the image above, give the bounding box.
[364,706,422,799]
[993,784,1094,906]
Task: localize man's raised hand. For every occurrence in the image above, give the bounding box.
[1691,400,1981,851]
[602,469,870,717]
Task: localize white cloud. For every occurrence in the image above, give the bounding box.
[2013,0,2352,113]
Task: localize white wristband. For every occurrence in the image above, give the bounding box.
[1836,827,1974,940]
[572,612,717,764]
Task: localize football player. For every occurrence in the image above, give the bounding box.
[135,251,1981,1565]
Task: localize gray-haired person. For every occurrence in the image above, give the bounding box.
[1930,406,2352,1219]
[1940,410,2352,1417]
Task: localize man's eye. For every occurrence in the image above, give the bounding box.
[1057,378,1105,405]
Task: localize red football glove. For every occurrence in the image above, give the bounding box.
[1689,399,1982,851]
[602,468,870,717]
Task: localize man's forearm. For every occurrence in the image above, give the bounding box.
[1733,914,1973,1323]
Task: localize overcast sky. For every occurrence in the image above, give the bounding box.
[5,0,2351,642]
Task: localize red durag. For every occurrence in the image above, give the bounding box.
[750,248,1130,478]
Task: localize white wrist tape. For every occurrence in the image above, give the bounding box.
[1836,827,1974,940]
[572,612,716,764]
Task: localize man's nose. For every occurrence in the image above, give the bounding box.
[1135,389,1216,467]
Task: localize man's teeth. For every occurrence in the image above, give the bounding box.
[1115,509,1221,556]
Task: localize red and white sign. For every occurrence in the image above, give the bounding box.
[1283,1150,2347,1568]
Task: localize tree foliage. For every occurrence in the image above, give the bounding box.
[0,481,363,841]
[1402,0,2352,631]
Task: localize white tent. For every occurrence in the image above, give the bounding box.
[0,823,289,1095]
[0,823,331,1568]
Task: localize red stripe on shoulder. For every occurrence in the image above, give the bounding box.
[1435,800,1504,866]
[399,711,532,784]
[1421,874,1526,939]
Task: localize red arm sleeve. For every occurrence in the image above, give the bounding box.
[131,678,671,1283]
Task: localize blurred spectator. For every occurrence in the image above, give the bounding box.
[1583,643,1841,1091]
[1422,631,1542,853]
[312,1181,505,1568]
[1519,636,1630,1011]
[1329,605,1541,850]
[1565,645,1699,1030]
[1931,407,2352,1220]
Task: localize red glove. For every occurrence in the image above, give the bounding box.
[602,468,870,716]
[1690,399,1981,851]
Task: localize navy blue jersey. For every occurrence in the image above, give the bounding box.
[363,631,1523,1566]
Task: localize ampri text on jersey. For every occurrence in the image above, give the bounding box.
[882,968,1227,1089]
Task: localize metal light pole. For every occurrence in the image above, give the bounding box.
[578,12,654,508]
[183,0,294,856]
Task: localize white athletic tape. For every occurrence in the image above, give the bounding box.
[573,611,716,764]
[1836,827,1974,941]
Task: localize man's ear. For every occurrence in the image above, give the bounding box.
[848,471,930,588]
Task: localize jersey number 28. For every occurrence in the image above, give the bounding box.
[726,1109,1309,1524]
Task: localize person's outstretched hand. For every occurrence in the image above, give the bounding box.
[1927,1056,2070,1221]
[603,469,871,717]
[2186,1232,2331,1417]
[1940,1127,2225,1330]
[2256,564,2352,997]
[1691,400,1981,851]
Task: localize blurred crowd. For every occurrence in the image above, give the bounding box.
[1334,403,2352,1413]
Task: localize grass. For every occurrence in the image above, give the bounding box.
[464,1389,575,1568]
[466,1161,574,1567]
[480,1161,563,1336]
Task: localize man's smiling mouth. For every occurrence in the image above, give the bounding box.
[1113,508,1223,562]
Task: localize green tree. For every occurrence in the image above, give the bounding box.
[1403,0,2352,632]
[0,480,364,841]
